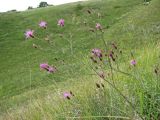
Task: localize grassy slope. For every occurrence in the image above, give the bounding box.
[0,0,160,119]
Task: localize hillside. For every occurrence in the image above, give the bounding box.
[0,0,160,119]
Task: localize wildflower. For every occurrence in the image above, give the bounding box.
[96,23,102,30]
[130,59,136,66]
[91,48,102,58]
[40,63,57,74]
[25,30,34,39]
[48,66,57,73]
[58,19,64,27]
[40,63,49,70]
[39,21,47,28]
[63,91,72,100]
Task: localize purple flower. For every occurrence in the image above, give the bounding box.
[39,21,47,28]
[96,23,102,30]
[58,19,64,27]
[63,91,72,99]
[130,59,136,66]
[48,66,57,73]
[92,48,102,58]
[25,30,34,39]
[40,63,57,73]
[40,63,49,70]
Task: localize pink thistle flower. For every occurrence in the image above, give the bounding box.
[96,23,102,30]
[39,21,47,28]
[92,48,102,58]
[25,30,34,39]
[40,63,49,70]
[130,59,136,66]
[58,19,64,27]
[48,66,57,73]
[63,91,72,99]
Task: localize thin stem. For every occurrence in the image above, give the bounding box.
[62,115,130,119]
[62,35,73,55]
[101,32,115,85]
[89,64,145,120]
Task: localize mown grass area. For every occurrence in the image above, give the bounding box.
[0,0,160,119]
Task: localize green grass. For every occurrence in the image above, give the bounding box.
[0,0,160,119]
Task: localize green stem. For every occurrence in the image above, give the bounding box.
[89,64,145,120]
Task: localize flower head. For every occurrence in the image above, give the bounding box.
[48,66,57,73]
[39,21,47,28]
[58,19,64,27]
[96,23,102,30]
[130,59,136,66]
[40,63,57,73]
[32,43,38,48]
[25,30,34,39]
[40,63,49,70]
[63,91,72,99]
[92,48,102,58]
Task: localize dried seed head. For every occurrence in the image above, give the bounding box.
[32,44,38,48]
[90,56,97,63]
[93,60,97,63]
[155,69,158,74]
[90,56,94,60]
[96,83,101,88]
[98,71,105,79]
[95,66,98,69]
[59,33,63,38]
[154,67,159,75]
[89,28,95,32]
[101,83,104,88]
[87,9,91,14]
[67,96,70,100]
[112,43,118,49]
[70,91,74,96]
[97,13,101,18]
[99,58,103,61]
